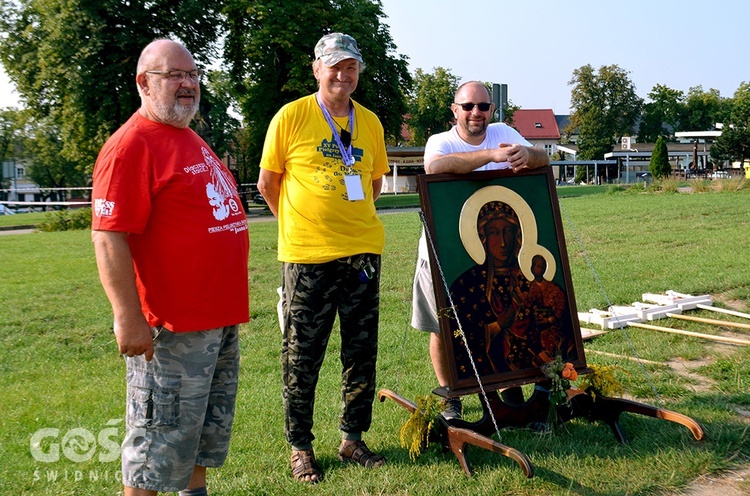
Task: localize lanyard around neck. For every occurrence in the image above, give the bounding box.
[316,92,355,167]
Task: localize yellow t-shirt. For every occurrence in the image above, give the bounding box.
[260,94,390,263]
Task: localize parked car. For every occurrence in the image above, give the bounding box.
[0,204,16,215]
[253,193,267,205]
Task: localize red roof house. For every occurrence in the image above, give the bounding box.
[510,109,560,156]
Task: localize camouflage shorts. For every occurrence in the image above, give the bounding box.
[121,325,239,492]
[280,254,381,449]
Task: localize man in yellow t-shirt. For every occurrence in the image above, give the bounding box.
[258,33,389,484]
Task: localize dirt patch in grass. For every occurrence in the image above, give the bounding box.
[668,466,750,496]
[712,291,749,312]
[665,356,717,395]
[663,293,750,495]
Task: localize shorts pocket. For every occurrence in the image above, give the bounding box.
[127,368,180,429]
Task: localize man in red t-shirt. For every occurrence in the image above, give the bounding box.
[91,39,249,496]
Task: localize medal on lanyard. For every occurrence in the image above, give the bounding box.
[317,93,364,201]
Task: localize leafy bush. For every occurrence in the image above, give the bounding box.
[654,177,682,193]
[713,177,748,192]
[689,179,713,193]
[37,207,92,232]
[624,183,646,193]
[606,184,628,194]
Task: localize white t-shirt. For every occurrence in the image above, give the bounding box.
[418,123,533,260]
[423,122,532,171]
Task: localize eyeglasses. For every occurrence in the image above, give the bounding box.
[455,102,492,112]
[145,69,204,83]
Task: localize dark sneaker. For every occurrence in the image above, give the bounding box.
[527,421,551,433]
[441,397,463,420]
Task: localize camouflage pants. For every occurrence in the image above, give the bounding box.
[121,325,239,492]
[281,254,381,449]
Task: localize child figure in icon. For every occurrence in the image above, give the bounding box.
[449,200,575,380]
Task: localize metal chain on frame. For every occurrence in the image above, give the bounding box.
[419,211,506,441]
[392,196,664,441]
[558,199,664,407]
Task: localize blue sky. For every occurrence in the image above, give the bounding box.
[1,0,746,113]
[379,0,748,114]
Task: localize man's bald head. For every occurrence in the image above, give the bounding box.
[455,81,492,103]
[137,39,194,76]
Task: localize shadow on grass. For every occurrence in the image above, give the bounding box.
[381,393,746,494]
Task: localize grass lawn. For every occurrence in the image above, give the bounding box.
[1,185,749,495]
[0,184,609,230]
[0,211,48,228]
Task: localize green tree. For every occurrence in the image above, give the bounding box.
[0,0,226,179]
[649,136,671,179]
[194,70,242,172]
[639,84,685,143]
[0,107,27,193]
[405,67,459,146]
[24,116,88,199]
[710,82,750,168]
[710,126,750,168]
[682,86,730,131]
[0,107,25,165]
[222,0,411,180]
[503,100,520,126]
[567,64,642,161]
[729,81,750,127]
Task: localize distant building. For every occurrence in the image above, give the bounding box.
[510,109,561,156]
[383,147,422,193]
[1,159,41,204]
[1,160,91,211]
[605,140,718,182]
[383,111,733,190]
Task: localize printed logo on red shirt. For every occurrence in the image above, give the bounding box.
[201,147,240,221]
[94,198,115,217]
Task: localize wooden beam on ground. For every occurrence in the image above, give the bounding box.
[585,349,665,366]
[696,304,750,321]
[627,321,750,346]
[580,327,608,340]
[666,312,750,331]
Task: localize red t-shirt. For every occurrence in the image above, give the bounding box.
[92,112,249,332]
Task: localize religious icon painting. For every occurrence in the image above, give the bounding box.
[417,167,587,396]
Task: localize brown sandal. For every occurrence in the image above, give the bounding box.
[291,448,322,483]
[338,440,386,468]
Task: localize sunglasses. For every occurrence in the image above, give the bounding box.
[455,102,492,112]
[340,129,351,147]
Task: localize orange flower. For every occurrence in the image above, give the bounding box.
[561,362,578,380]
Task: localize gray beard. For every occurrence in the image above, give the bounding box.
[153,100,198,128]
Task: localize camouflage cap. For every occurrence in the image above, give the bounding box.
[314,33,364,67]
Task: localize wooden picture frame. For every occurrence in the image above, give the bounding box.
[418,167,587,396]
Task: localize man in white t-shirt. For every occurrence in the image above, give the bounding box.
[411,81,550,419]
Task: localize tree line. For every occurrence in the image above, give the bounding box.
[1,0,748,192]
